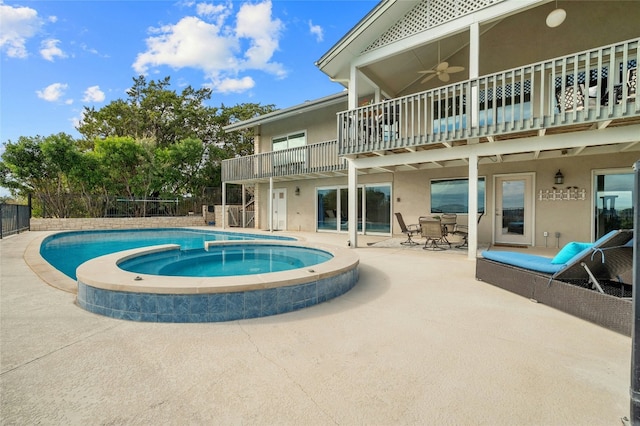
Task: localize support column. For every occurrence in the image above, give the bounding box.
[348,160,358,248]
[269,177,274,233]
[468,153,479,260]
[241,184,246,228]
[222,182,226,229]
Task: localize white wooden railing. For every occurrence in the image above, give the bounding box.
[223,38,639,182]
[222,139,346,183]
[338,38,639,155]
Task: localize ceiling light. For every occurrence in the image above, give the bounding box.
[546,1,566,28]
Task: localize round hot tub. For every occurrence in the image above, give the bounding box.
[76,240,359,323]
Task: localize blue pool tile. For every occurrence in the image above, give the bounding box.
[208,311,229,322]
[244,291,262,318]
[208,294,226,313]
[226,292,244,314]
[157,296,175,314]
[261,290,278,316]
[111,292,127,311]
[140,312,158,322]
[189,295,208,315]
[125,293,142,313]
[140,295,158,314]
[174,296,189,315]
[123,310,142,321]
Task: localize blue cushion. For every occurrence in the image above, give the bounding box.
[550,242,593,264]
[481,251,564,274]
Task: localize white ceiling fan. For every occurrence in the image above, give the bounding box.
[418,42,465,83]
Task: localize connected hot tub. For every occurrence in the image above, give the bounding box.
[76,240,359,322]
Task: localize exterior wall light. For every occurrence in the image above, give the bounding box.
[555,170,564,185]
[295,187,300,196]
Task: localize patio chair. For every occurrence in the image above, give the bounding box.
[420,216,449,250]
[556,84,585,113]
[395,212,420,246]
[440,213,457,235]
[627,67,637,99]
[480,229,633,292]
[452,211,484,248]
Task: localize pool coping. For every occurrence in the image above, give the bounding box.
[76,240,359,295]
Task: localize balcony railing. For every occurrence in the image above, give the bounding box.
[338,38,639,156]
[223,39,639,183]
[222,139,346,183]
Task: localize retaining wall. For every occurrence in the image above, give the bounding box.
[30,216,208,231]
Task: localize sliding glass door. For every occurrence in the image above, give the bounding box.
[316,184,391,234]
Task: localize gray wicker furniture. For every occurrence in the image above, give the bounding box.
[476,229,633,335]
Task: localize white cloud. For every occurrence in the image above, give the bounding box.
[133,0,285,93]
[215,76,255,93]
[0,3,42,58]
[36,82,68,102]
[308,20,323,42]
[40,38,66,61]
[82,85,105,103]
[48,15,57,23]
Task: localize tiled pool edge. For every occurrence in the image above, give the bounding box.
[77,268,358,322]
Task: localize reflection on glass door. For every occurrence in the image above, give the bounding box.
[594,171,633,239]
[317,184,391,234]
[494,174,533,245]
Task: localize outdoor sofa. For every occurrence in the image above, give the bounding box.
[476,229,633,335]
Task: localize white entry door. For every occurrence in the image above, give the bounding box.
[272,188,287,230]
[494,174,534,245]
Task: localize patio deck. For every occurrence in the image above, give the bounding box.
[1,230,632,424]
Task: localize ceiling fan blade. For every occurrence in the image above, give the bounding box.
[436,61,449,72]
[446,66,465,74]
[438,72,451,82]
[421,73,438,84]
[417,70,436,75]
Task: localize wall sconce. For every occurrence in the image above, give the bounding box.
[554,170,564,185]
[295,187,300,196]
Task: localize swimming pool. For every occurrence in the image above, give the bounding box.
[40,228,294,279]
[38,228,359,323]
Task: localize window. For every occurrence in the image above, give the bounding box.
[273,131,305,151]
[594,170,634,239]
[272,131,306,167]
[430,178,485,214]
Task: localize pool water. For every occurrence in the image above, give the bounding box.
[119,245,332,277]
[40,228,294,279]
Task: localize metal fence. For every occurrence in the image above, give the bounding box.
[1,202,31,238]
[33,187,248,219]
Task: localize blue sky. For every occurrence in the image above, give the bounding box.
[0,0,377,146]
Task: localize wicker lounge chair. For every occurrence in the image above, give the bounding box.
[476,229,633,335]
[395,212,420,246]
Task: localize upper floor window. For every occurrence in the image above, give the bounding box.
[273,131,306,151]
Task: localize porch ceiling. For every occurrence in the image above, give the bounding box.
[355,1,640,100]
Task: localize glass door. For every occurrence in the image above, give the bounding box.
[494,174,534,245]
[594,171,634,239]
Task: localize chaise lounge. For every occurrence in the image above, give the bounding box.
[476,229,633,335]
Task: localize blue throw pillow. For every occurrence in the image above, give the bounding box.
[551,242,593,264]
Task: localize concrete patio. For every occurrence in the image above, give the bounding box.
[0,230,632,424]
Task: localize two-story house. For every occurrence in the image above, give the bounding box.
[222,0,640,259]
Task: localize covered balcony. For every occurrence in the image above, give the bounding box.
[338,38,639,157]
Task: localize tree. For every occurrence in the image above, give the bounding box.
[0,133,95,217]
[78,76,222,148]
